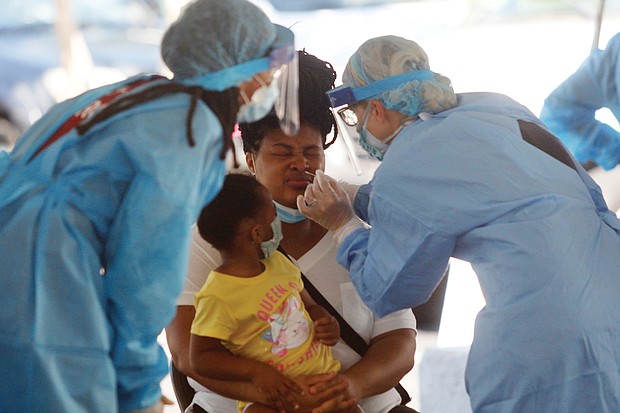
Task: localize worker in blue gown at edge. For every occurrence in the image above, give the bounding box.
[297,35,620,413]
[0,0,300,411]
[540,32,620,172]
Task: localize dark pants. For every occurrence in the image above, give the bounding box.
[185,404,208,413]
[389,405,421,413]
[188,402,421,413]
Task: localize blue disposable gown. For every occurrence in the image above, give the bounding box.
[0,75,227,412]
[340,93,620,412]
[540,32,620,170]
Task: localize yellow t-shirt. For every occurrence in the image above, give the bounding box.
[192,250,340,377]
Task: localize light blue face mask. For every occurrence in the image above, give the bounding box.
[260,215,283,258]
[358,128,388,161]
[237,79,280,123]
[274,200,307,223]
[357,103,413,161]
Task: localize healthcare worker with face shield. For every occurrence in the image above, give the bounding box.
[0,0,298,412]
[298,35,620,413]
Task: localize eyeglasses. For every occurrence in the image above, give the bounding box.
[336,107,359,127]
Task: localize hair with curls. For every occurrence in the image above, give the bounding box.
[239,50,338,153]
[197,173,269,251]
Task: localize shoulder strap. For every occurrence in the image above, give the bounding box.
[29,76,162,161]
[300,272,369,356]
[278,246,412,405]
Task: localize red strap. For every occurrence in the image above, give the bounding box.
[33,77,156,158]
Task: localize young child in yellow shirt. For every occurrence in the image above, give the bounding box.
[190,173,360,413]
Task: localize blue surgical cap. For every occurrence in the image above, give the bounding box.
[342,35,457,116]
[161,0,276,81]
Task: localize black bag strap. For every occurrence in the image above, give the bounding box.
[278,247,412,405]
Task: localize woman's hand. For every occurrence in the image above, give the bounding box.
[288,373,358,413]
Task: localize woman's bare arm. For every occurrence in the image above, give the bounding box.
[166,305,270,404]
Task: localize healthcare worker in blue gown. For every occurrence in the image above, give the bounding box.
[541,32,620,171]
[0,0,299,411]
[298,35,620,413]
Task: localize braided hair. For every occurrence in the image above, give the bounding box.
[240,49,338,153]
[76,80,240,162]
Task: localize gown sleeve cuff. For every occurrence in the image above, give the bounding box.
[333,216,365,245]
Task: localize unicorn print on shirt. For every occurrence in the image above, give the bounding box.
[261,295,310,357]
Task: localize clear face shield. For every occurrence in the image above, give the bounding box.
[178,24,299,136]
[268,30,299,136]
[325,70,435,163]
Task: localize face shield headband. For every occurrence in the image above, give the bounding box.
[326,69,435,108]
[325,70,434,173]
[179,24,299,136]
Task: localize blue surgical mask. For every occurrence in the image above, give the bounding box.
[357,103,412,161]
[260,216,283,259]
[274,200,307,223]
[359,128,388,161]
[237,79,280,123]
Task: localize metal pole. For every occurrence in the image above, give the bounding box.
[53,0,95,99]
[592,0,606,52]
[55,0,74,74]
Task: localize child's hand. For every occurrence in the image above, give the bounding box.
[252,365,305,411]
[313,315,340,346]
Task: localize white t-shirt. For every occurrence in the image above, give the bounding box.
[179,225,417,413]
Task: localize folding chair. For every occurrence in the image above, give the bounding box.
[170,361,196,412]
